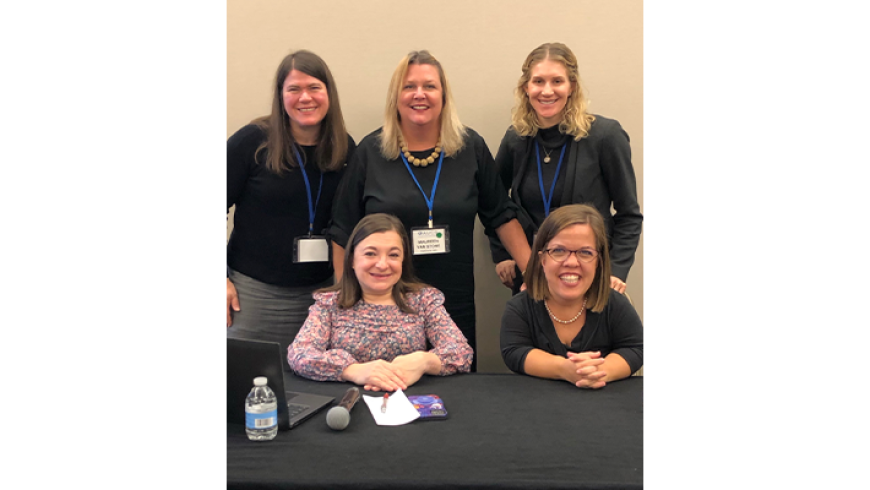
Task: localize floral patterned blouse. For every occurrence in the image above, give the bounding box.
[287,288,473,381]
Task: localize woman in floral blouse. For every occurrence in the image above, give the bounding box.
[287,213,473,391]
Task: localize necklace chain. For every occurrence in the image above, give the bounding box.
[542,146,554,163]
[544,297,587,324]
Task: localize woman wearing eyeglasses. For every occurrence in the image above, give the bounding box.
[500,204,642,389]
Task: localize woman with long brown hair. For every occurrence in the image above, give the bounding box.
[289,214,473,391]
[227,50,355,361]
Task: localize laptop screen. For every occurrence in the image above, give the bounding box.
[227,338,334,430]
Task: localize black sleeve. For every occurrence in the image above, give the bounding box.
[598,119,643,281]
[327,137,368,248]
[493,128,515,193]
[488,129,517,263]
[344,134,357,166]
[606,292,644,374]
[473,130,517,238]
[227,125,262,279]
[500,295,536,374]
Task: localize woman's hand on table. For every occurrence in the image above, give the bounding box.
[389,351,439,388]
[567,351,607,389]
[342,360,408,392]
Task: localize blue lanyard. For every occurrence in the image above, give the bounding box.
[293,146,323,235]
[535,140,567,217]
[400,149,445,228]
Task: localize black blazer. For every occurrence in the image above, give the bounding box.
[489,115,642,281]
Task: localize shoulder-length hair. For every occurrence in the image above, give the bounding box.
[252,50,349,174]
[525,204,612,313]
[317,213,429,314]
[511,42,596,141]
[379,50,467,159]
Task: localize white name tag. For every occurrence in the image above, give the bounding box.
[294,236,329,263]
[411,226,450,255]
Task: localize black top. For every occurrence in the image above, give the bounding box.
[328,127,517,349]
[500,290,643,375]
[227,124,356,287]
[517,125,570,219]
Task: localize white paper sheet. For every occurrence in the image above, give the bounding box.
[362,389,421,426]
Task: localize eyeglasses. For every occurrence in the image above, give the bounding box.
[542,247,599,263]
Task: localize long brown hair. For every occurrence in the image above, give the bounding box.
[253,50,348,174]
[525,204,611,312]
[318,214,429,314]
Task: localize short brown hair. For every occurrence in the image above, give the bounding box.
[524,204,612,312]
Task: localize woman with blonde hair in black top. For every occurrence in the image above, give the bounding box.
[329,50,530,371]
[490,42,642,296]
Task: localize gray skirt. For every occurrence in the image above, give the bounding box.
[227,268,331,369]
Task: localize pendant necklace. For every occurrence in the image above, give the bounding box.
[542,146,554,163]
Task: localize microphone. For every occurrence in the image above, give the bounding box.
[326,387,361,430]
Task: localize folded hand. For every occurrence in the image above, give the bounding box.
[567,351,607,389]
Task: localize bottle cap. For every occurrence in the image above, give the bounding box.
[253,376,267,386]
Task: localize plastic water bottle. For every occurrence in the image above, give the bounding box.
[245,376,278,441]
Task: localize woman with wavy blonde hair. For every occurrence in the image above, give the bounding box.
[510,43,595,140]
[489,42,642,297]
[329,50,531,371]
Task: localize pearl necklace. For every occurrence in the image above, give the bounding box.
[544,297,587,324]
[400,135,442,167]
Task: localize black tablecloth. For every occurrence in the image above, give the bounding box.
[228,372,643,489]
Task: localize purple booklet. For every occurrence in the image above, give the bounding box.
[407,394,448,420]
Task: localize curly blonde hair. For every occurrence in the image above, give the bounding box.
[511,43,595,141]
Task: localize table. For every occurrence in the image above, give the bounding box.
[228,372,642,489]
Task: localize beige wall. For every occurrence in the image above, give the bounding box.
[228,0,642,373]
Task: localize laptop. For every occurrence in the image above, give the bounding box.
[227,338,335,430]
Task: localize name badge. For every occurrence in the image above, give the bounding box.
[294,235,329,263]
[411,226,450,255]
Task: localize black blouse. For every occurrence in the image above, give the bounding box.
[500,290,643,375]
[227,124,356,287]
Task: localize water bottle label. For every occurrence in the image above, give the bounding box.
[246,409,277,429]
